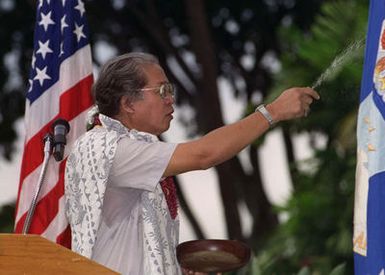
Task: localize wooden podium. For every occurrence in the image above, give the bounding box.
[0,234,119,274]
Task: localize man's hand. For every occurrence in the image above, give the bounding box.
[267,87,320,123]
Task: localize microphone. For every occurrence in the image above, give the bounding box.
[51,118,70,161]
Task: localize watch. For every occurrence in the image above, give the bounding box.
[255,104,275,126]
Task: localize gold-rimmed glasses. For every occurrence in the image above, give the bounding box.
[140,82,176,100]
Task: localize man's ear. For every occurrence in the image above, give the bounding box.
[120,95,135,113]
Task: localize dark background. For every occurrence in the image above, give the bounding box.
[0,0,369,273]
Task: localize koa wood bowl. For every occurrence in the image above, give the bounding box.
[177,239,251,273]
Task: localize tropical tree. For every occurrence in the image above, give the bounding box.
[248,0,368,273]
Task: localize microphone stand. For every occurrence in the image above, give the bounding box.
[22,134,53,234]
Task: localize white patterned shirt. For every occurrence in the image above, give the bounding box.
[65,115,181,275]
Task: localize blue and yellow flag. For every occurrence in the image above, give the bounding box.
[354,0,385,273]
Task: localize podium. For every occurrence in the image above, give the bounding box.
[0,234,119,274]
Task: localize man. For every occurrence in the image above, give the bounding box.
[65,52,319,275]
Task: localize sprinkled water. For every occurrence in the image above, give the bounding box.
[312,39,364,89]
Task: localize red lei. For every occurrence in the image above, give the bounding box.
[160,177,178,220]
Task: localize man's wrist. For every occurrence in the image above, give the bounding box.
[255,104,275,126]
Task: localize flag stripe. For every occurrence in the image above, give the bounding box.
[15,157,60,223]
[43,196,70,239]
[15,162,65,234]
[56,225,72,248]
[15,109,90,224]
[18,74,93,182]
[15,77,92,223]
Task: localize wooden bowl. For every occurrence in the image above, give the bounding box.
[176,239,251,273]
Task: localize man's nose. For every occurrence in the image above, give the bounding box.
[164,94,175,104]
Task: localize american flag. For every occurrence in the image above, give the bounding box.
[354,0,385,273]
[14,0,93,248]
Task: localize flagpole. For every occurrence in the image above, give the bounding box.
[22,134,53,234]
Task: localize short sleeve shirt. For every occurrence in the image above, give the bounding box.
[91,136,179,275]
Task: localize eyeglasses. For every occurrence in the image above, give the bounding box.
[140,83,176,100]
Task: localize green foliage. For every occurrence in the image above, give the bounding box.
[249,0,369,274]
[0,203,15,233]
[249,147,356,274]
[271,0,367,137]
[330,263,347,275]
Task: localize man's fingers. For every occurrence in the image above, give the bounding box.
[301,88,319,117]
[303,87,320,100]
[303,96,314,105]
